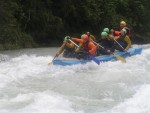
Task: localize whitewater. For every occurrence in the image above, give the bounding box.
[0,44,150,113]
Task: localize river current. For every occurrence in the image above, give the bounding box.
[0,44,150,113]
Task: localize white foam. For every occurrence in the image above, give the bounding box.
[0,54,10,62]
[0,45,150,113]
[0,91,84,113]
[0,55,52,88]
[101,84,150,113]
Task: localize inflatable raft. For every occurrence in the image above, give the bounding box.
[53,47,142,66]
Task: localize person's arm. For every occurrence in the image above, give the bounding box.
[114,31,121,36]
[124,36,131,51]
[114,36,120,40]
[71,38,83,43]
[70,38,83,52]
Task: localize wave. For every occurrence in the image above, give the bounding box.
[0,54,10,62]
[0,45,150,113]
[0,91,84,113]
[100,84,150,113]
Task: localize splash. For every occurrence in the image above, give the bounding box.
[0,45,150,113]
[0,54,10,62]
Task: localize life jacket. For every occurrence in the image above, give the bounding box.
[75,40,91,60]
[83,40,90,52]
[64,45,75,51]
[82,40,96,55]
[113,27,131,38]
[89,35,96,41]
[63,42,76,58]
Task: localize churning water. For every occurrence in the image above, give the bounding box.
[0,45,150,113]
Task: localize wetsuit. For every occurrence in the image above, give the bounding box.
[96,37,114,55]
[114,35,131,51]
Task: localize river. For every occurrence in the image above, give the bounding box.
[0,44,150,113]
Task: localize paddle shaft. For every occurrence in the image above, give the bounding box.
[69,39,79,47]
[92,40,104,49]
[114,39,125,51]
[48,39,75,65]
[52,54,57,62]
[48,54,57,65]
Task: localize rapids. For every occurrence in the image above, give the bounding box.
[0,45,150,113]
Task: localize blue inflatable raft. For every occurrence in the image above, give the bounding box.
[53,47,142,66]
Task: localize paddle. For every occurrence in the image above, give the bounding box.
[68,39,100,65]
[113,39,132,55]
[92,40,126,63]
[48,54,57,65]
[114,39,126,51]
[48,38,66,65]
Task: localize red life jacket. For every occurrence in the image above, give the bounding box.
[113,27,131,38]
[83,41,90,52]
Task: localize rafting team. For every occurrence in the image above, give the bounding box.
[56,21,131,60]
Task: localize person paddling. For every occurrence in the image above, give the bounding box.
[111,21,131,38]
[67,34,97,60]
[103,27,114,39]
[113,29,131,52]
[96,32,114,55]
[55,36,76,58]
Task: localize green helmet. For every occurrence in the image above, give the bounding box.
[101,32,108,36]
[121,29,127,34]
[64,36,70,40]
[103,28,109,33]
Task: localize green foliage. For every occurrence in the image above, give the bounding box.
[0,0,35,50]
[0,0,150,50]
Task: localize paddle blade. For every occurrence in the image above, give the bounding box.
[48,61,53,65]
[115,55,126,63]
[48,55,57,65]
[89,54,100,65]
